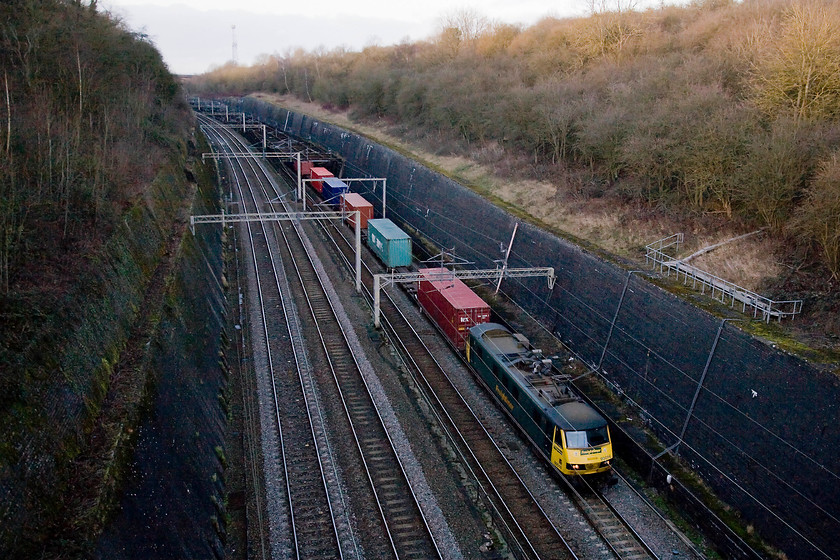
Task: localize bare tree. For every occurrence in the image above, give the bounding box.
[587,0,638,15]
[794,151,840,279]
[437,7,490,54]
[749,0,840,123]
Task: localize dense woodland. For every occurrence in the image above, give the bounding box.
[0,0,188,349]
[191,0,840,282]
[0,2,191,549]
[0,0,188,291]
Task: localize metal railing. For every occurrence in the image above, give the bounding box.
[645,234,802,322]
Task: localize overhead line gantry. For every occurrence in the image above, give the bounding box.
[191,210,364,293]
[372,267,555,328]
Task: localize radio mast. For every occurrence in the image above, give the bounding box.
[231,25,238,64]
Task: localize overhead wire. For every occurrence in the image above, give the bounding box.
[344,150,840,546]
[235,106,837,556]
[491,281,835,556]
[394,202,838,547]
[374,176,840,488]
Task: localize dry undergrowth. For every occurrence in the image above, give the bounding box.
[256,93,783,294]
[689,234,782,293]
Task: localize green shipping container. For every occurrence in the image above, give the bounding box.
[367,218,412,268]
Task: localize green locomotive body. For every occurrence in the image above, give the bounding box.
[466,323,612,476]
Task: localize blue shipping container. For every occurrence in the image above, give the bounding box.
[367,218,412,268]
[322,177,349,205]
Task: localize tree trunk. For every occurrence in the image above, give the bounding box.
[4,71,10,155]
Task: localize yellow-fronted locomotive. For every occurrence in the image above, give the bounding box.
[466,323,613,476]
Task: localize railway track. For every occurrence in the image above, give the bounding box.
[227,182,270,560]
[201,115,346,559]
[198,108,701,560]
[270,190,442,559]
[314,194,666,560]
[573,482,656,560]
[200,113,442,559]
[304,201,577,559]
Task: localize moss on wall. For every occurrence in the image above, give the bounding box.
[0,127,225,556]
[94,131,229,557]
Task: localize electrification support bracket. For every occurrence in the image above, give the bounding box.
[373,267,555,328]
[190,210,362,292]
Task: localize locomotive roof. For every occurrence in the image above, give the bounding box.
[471,323,607,432]
[549,401,607,431]
[471,322,527,356]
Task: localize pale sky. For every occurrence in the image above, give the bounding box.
[101,0,665,75]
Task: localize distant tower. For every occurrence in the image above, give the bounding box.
[231,25,238,64]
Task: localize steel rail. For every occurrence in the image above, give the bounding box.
[206,107,706,560]
[207,127,270,560]
[363,230,661,559]
[310,200,580,560]
[570,475,657,560]
[216,121,343,559]
[201,119,277,559]
[199,114,344,559]
[217,121,363,560]
[201,119,306,555]
[316,190,679,560]
[609,468,705,559]
[272,197,442,560]
[231,118,441,560]
[205,112,441,559]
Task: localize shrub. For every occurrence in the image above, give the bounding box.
[794,151,840,278]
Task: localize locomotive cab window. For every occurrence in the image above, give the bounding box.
[564,426,609,449]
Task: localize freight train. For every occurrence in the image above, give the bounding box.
[414,270,612,477]
[298,162,613,477]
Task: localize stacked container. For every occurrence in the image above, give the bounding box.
[417,268,491,350]
[295,160,314,178]
[340,193,374,230]
[322,177,350,205]
[309,167,333,194]
[367,218,412,268]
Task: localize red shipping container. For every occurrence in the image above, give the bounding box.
[340,193,374,230]
[309,167,333,194]
[295,160,314,177]
[417,268,490,350]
